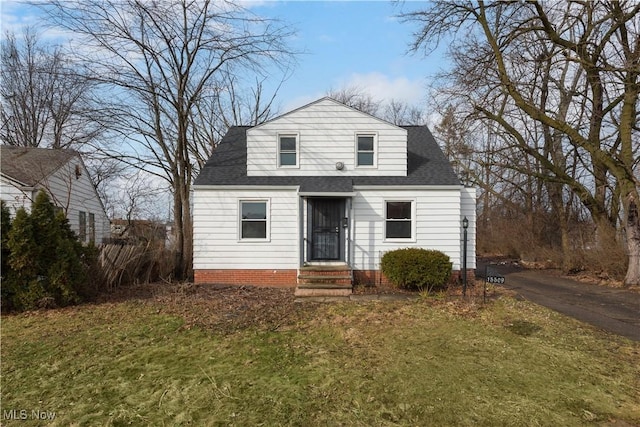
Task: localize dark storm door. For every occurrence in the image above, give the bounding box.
[310,199,343,261]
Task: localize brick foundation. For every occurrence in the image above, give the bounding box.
[194,268,476,288]
[194,269,297,287]
[353,270,392,286]
[451,269,476,283]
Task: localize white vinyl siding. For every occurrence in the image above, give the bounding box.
[193,189,299,270]
[39,160,110,243]
[194,186,475,273]
[0,175,31,214]
[247,98,407,177]
[1,159,110,243]
[351,188,463,271]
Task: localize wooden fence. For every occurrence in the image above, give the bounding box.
[99,242,173,290]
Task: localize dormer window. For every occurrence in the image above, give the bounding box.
[356,133,376,167]
[278,134,298,168]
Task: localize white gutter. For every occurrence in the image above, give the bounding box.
[193,185,300,191]
[297,192,357,197]
[353,185,464,191]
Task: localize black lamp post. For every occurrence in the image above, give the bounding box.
[462,216,469,296]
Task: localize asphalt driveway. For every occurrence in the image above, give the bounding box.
[477,259,640,341]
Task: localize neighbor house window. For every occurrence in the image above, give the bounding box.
[89,213,96,243]
[385,201,413,240]
[278,134,298,167]
[356,134,376,167]
[239,200,269,240]
[79,211,87,242]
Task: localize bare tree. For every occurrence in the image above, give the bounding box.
[403,0,640,285]
[0,28,104,149]
[326,86,381,116]
[189,70,285,169]
[38,0,295,280]
[326,86,427,125]
[383,99,427,126]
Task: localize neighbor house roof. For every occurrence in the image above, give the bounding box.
[193,126,461,188]
[0,145,79,186]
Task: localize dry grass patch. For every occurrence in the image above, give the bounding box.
[2,285,639,426]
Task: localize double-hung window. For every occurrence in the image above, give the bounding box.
[385,201,413,240]
[78,211,87,242]
[356,134,376,167]
[278,134,298,167]
[88,213,95,243]
[239,200,269,240]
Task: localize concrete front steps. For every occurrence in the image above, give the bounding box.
[295,264,353,297]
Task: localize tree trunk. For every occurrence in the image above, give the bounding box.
[560,216,572,271]
[624,195,640,287]
[172,188,185,280]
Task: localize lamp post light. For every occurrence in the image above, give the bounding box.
[462,216,469,297]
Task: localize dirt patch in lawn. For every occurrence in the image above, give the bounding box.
[91,281,494,335]
[94,283,321,334]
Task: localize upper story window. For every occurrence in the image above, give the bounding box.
[239,200,269,241]
[278,134,298,168]
[356,134,376,167]
[385,200,414,240]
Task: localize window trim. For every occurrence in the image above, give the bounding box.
[277,133,299,169]
[355,132,378,168]
[384,199,416,242]
[238,199,270,242]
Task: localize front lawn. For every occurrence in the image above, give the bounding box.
[2,285,639,426]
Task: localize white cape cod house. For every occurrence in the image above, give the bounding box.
[193,97,475,295]
[0,146,110,244]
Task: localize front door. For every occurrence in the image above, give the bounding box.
[309,199,344,261]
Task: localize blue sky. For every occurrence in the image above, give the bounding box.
[1,1,447,114]
[251,1,447,112]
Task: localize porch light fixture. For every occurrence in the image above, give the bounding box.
[335,161,344,170]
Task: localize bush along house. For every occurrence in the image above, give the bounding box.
[192,97,476,296]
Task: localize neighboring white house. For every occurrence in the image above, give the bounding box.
[0,146,110,244]
[192,97,476,295]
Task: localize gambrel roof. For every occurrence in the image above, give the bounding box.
[194,125,461,190]
[0,145,80,186]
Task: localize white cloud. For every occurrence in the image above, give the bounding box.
[281,93,325,113]
[337,72,426,106]
[279,72,428,114]
[0,1,79,43]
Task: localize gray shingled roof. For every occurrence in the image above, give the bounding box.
[193,126,461,188]
[0,145,79,186]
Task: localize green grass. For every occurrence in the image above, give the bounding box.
[2,297,639,426]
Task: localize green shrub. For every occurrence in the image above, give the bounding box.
[4,191,91,311]
[381,248,452,293]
